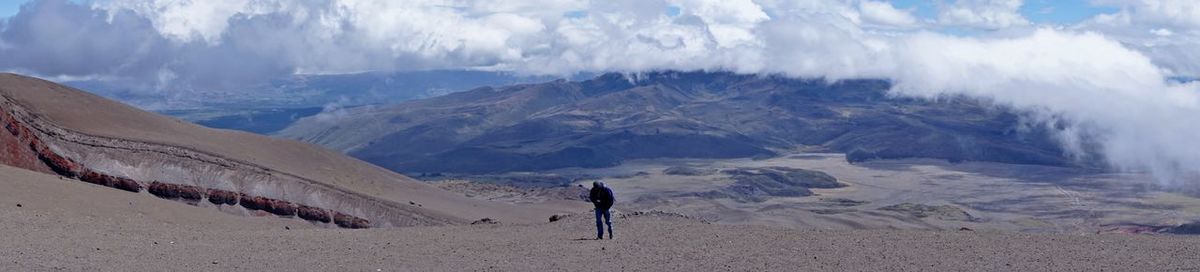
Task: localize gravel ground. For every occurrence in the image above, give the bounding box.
[5,165,1200,271]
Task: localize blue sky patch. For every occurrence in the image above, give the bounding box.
[888,0,1117,26]
[0,0,30,19]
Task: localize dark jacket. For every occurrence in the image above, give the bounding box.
[590,186,615,210]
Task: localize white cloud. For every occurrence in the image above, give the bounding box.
[936,0,1030,29]
[858,0,920,28]
[1077,0,1200,77]
[890,29,1200,184]
[2,0,1199,183]
[1151,28,1173,36]
[1092,0,1200,29]
[98,0,259,44]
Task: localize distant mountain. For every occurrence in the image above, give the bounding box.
[63,70,565,134]
[158,107,325,134]
[63,70,563,110]
[277,71,1074,174]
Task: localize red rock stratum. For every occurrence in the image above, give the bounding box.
[0,73,562,228]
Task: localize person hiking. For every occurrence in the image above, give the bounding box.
[589,181,615,240]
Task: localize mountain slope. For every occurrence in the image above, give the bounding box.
[0,73,572,228]
[278,71,1071,174]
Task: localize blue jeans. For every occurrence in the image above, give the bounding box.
[595,208,613,238]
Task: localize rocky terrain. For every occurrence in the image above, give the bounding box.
[0,73,579,228]
[277,71,1074,174]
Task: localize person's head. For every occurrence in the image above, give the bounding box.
[593,181,604,188]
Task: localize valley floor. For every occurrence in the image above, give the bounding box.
[3,165,1200,271]
[535,153,1200,233]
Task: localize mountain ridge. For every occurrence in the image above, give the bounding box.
[278,71,1074,174]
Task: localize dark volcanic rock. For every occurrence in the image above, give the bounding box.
[662,166,717,176]
[297,205,332,223]
[239,195,269,211]
[148,182,204,200]
[238,194,299,217]
[265,199,297,216]
[0,117,52,174]
[548,213,571,222]
[879,203,978,222]
[471,218,499,225]
[680,167,845,202]
[721,167,844,200]
[206,189,239,205]
[1161,222,1200,235]
[334,212,371,229]
[79,170,142,192]
[110,176,143,193]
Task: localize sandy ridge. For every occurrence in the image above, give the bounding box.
[0,73,587,228]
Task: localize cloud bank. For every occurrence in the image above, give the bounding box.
[0,0,1198,183]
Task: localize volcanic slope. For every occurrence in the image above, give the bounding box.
[0,73,576,228]
[278,71,1072,174]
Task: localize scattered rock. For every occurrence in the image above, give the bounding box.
[619,210,707,223]
[15,203,21,207]
[959,227,974,231]
[549,213,572,222]
[471,218,499,225]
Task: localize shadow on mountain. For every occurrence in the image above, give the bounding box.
[280,71,1083,174]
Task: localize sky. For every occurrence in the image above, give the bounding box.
[1,0,1193,81]
[0,1,1121,26]
[889,0,1119,25]
[0,0,1198,184]
[0,1,30,19]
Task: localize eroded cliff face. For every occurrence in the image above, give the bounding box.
[0,94,449,229]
